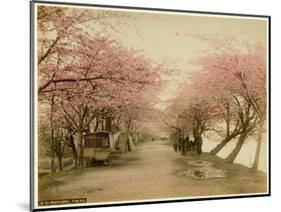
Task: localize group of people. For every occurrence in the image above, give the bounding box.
[173,134,203,155]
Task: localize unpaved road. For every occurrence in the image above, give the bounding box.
[39,140,267,204]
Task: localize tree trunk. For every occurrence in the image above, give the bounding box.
[127,134,131,152]
[209,136,232,155]
[50,156,56,172]
[101,119,105,130]
[105,117,112,132]
[178,137,182,152]
[50,95,56,173]
[225,133,247,163]
[69,135,78,167]
[181,138,186,155]
[77,131,84,167]
[50,128,56,173]
[252,117,265,171]
[196,136,203,154]
[126,118,132,152]
[57,155,63,171]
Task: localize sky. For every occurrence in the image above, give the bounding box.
[89,8,268,110]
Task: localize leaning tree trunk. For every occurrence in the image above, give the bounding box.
[225,133,247,163]
[77,131,84,167]
[252,117,265,171]
[209,136,234,155]
[126,118,132,152]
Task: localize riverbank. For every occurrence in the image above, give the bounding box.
[202,136,267,172]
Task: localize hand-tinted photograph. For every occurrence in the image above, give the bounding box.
[30,1,270,210]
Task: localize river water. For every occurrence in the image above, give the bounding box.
[202,136,268,173]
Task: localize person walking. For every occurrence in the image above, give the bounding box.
[180,135,186,155]
[173,141,178,152]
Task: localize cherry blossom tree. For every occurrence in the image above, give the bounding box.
[38,26,160,167]
[37,5,114,67]
[190,34,266,164]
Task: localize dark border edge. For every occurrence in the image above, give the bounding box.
[30,0,35,211]
[30,0,271,211]
[268,15,271,197]
[32,0,271,18]
[33,193,270,212]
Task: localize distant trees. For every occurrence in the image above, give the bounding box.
[164,82,219,155]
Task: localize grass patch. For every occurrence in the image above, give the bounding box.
[38,167,86,190]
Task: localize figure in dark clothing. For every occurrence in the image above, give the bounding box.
[173,142,178,152]
[178,137,182,152]
[190,139,196,152]
[179,135,185,155]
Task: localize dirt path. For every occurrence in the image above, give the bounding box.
[39,140,267,204]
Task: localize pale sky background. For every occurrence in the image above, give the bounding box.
[84,8,267,110]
